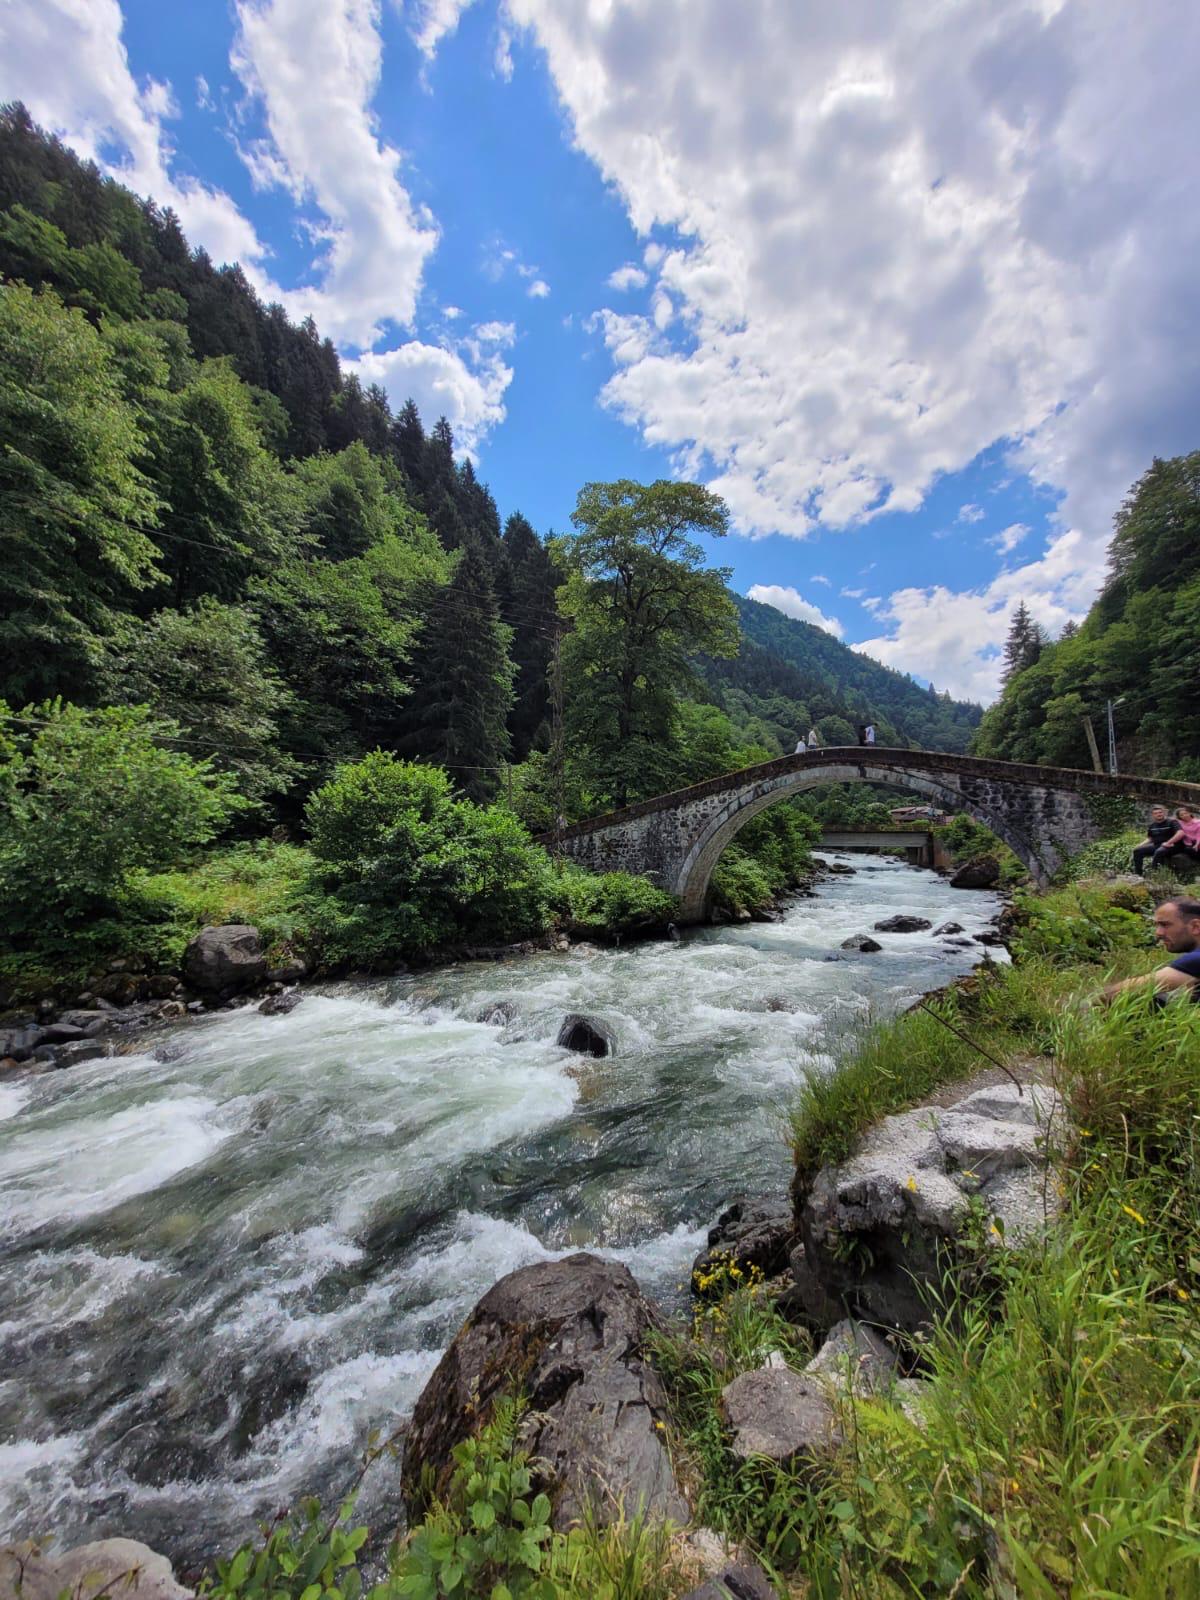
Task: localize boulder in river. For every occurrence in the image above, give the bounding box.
[477,1000,517,1027]
[933,921,964,936]
[950,855,1001,889]
[692,1195,796,1294]
[973,930,1006,947]
[873,915,932,933]
[402,1253,687,1530]
[183,924,267,995]
[556,1012,615,1057]
[841,933,882,953]
[791,1082,1061,1334]
[0,1539,194,1600]
[259,991,302,1017]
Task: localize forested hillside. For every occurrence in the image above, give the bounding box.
[975,451,1200,779]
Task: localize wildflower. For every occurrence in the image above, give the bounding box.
[1010,1479,1020,1495]
[1177,1288,1190,1302]
[905,1175,918,1192]
[1121,1204,1146,1226]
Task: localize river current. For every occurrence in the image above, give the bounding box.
[0,854,1003,1564]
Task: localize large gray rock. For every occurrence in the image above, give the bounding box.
[183,924,267,995]
[403,1253,686,1530]
[692,1195,796,1295]
[678,1560,776,1600]
[0,1026,44,1061]
[0,1539,193,1600]
[804,1318,898,1394]
[720,1367,841,1466]
[794,1082,1060,1333]
[873,915,932,933]
[950,855,1000,889]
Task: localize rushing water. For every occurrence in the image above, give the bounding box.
[0,855,1003,1563]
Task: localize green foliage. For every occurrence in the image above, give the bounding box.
[1061,828,1147,880]
[976,451,1200,776]
[1082,791,1140,836]
[0,281,162,700]
[0,700,240,944]
[202,1494,366,1600]
[137,841,311,962]
[558,478,738,807]
[304,753,552,963]
[552,866,676,940]
[1005,880,1154,964]
[103,599,300,807]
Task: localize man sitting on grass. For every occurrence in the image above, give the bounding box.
[1100,897,1200,1004]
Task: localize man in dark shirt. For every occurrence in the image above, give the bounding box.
[1131,806,1179,875]
[1101,897,1200,1003]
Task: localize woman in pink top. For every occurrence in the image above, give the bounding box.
[1153,807,1200,869]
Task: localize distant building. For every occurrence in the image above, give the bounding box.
[889,803,947,825]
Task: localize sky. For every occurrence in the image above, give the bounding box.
[2,0,1197,704]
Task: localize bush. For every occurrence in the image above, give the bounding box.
[0,699,241,944]
[1006,880,1154,964]
[552,864,676,940]
[304,752,553,964]
[709,846,773,916]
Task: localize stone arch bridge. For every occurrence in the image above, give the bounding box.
[550,747,1200,924]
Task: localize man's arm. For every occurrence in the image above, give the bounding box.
[1100,965,1197,1003]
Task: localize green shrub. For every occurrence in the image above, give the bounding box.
[1006,880,1154,964]
[552,865,676,939]
[304,752,553,964]
[709,846,774,916]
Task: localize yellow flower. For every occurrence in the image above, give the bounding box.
[1177,1288,1190,1302]
[1121,1204,1146,1226]
[905,1175,918,1192]
[1010,1479,1020,1495]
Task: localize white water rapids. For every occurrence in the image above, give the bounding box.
[0,855,1003,1564]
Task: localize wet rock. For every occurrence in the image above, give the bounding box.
[186,1001,205,1015]
[0,1538,194,1600]
[476,1000,517,1027]
[91,973,141,1005]
[873,915,932,933]
[973,931,1005,947]
[693,1195,796,1294]
[794,1082,1061,1334]
[156,1001,186,1021]
[556,1013,615,1058]
[268,959,309,984]
[804,1318,898,1395]
[0,1026,43,1061]
[840,933,882,953]
[762,995,794,1012]
[38,1022,87,1044]
[403,1253,687,1530]
[777,1243,842,1331]
[823,862,856,875]
[720,1367,841,1466]
[933,922,964,936]
[183,924,267,995]
[950,855,1000,889]
[52,1041,110,1070]
[259,991,302,1017]
[141,975,180,1000]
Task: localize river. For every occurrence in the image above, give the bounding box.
[0,854,1003,1564]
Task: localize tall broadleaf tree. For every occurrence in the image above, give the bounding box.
[558,479,739,806]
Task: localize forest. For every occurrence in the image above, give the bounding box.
[0,102,988,990]
[978,450,1200,779]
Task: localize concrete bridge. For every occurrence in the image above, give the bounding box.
[551,747,1200,923]
[817,827,947,871]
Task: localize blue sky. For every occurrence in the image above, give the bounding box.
[3,0,1197,701]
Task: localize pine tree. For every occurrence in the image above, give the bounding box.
[501,512,559,758]
[398,545,515,800]
[1002,600,1044,684]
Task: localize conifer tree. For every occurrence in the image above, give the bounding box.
[501,511,559,758]
[1001,600,1044,684]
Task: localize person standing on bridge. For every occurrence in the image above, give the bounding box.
[806,727,821,750]
[864,723,877,745]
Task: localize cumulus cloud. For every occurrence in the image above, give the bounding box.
[957,503,985,525]
[506,0,1200,616]
[351,323,513,456]
[608,263,649,292]
[231,0,439,348]
[857,527,1106,700]
[810,574,831,586]
[991,522,1031,555]
[527,278,551,298]
[408,0,475,58]
[747,584,845,637]
[0,0,266,270]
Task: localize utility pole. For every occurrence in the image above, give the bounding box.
[1106,696,1125,776]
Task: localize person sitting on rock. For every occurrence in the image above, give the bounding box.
[1132,804,1181,875]
[1100,896,1200,1004]
[1149,806,1200,872]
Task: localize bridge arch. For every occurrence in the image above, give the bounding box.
[673,760,1031,921]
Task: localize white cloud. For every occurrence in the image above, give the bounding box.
[608,263,649,292]
[991,521,1031,555]
[527,278,551,299]
[810,573,831,586]
[507,0,1200,629]
[840,587,866,600]
[442,304,464,320]
[0,0,267,270]
[231,0,439,348]
[746,584,845,637]
[957,503,985,525]
[351,325,512,456]
[408,0,475,58]
[856,527,1106,700]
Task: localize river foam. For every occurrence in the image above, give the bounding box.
[0,853,1002,1560]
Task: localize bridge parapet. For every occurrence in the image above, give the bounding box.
[547,747,1200,923]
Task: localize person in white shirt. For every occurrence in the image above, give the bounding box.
[864,724,876,745]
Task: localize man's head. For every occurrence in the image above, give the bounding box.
[1151,804,1168,822]
[1153,898,1200,954]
